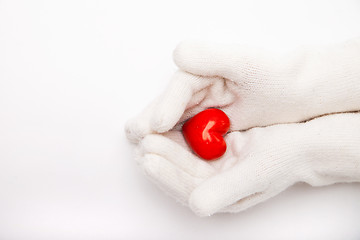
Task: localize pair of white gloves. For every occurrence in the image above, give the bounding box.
[126,38,360,217]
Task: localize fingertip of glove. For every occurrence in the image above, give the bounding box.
[173,40,201,69]
[189,189,218,217]
[125,119,148,144]
[124,123,140,143]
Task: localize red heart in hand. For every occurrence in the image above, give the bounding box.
[182,108,230,161]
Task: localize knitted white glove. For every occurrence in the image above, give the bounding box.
[137,113,360,216]
[125,38,360,216]
[126,38,360,143]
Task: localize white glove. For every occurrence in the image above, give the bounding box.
[125,38,360,216]
[126,38,360,143]
[137,113,360,216]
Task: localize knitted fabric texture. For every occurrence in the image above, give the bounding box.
[126,38,360,216]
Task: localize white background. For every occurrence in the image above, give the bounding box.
[1,0,360,239]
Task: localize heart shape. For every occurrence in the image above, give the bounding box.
[182,108,230,161]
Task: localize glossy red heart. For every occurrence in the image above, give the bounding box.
[182,108,230,161]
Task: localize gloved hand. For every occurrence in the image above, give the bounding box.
[136,113,360,216]
[125,38,360,216]
[126,38,360,143]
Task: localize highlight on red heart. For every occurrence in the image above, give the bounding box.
[182,108,230,161]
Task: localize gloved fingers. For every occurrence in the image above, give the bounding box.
[149,71,212,133]
[219,191,269,213]
[125,70,211,143]
[141,153,202,205]
[141,134,216,179]
[188,158,270,217]
[173,41,266,80]
[125,97,161,143]
[189,112,360,216]
[219,183,290,213]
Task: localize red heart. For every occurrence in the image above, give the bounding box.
[182,108,230,161]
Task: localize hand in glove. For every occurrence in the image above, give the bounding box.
[125,38,360,216]
[137,113,360,216]
[126,38,360,143]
